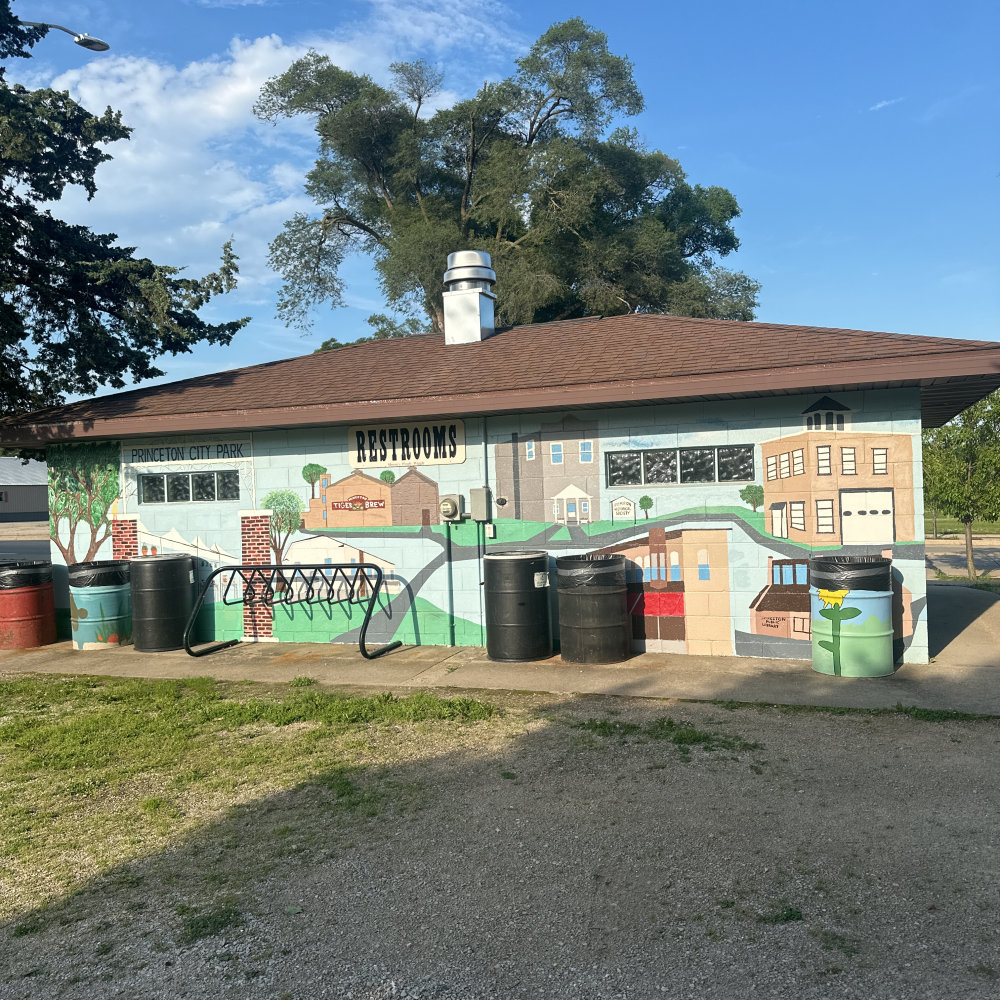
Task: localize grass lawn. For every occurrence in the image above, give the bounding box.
[0,675,502,929]
[924,513,1000,536]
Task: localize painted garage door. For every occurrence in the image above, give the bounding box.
[840,489,894,545]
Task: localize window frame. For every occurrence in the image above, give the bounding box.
[605,444,755,487]
[138,469,241,505]
[550,441,564,465]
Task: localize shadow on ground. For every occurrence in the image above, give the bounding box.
[3,687,999,1000]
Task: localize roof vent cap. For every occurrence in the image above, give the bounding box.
[443,250,496,293]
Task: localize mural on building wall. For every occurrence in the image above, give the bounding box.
[42,393,929,663]
[48,442,121,564]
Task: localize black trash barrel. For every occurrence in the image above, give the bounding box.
[809,555,894,677]
[556,553,631,664]
[67,560,131,650]
[131,554,195,652]
[483,550,552,661]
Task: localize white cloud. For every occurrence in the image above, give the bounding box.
[20,1,526,374]
[868,97,904,112]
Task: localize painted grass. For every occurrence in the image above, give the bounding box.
[390,596,484,646]
[0,675,499,921]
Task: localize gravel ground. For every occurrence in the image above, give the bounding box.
[3,696,1000,999]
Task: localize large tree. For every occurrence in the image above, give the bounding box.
[922,391,1000,578]
[0,2,248,415]
[255,19,760,339]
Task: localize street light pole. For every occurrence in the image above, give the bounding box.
[19,20,110,52]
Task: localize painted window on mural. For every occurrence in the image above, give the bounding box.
[873,447,888,474]
[606,446,753,486]
[697,549,710,580]
[550,442,563,465]
[139,470,240,504]
[806,411,845,431]
[579,441,593,463]
[816,446,831,476]
[766,456,777,480]
[792,449,805,475]
[525,440,535,460]
[670,551,681,581]
[790,501,806,531]
[779,452,791,478]
[816,498,835,533]
[841,447,856,475]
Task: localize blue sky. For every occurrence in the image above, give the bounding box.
[9,0,999,391]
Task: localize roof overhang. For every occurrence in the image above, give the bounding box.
[2,348,998,448]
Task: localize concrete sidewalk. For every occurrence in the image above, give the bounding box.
[2,583,998,715]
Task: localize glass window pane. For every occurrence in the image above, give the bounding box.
[643,449,677,484]
[166,474,190,503]
[718,445,754,481]
[140,474,165,503]
[192,473,216,501]
[217,471,240,500]
[795,563,807,585]
[607,451,642,486]
[680,448,715,483]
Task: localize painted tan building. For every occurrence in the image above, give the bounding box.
[595,526,733,656]
[760,429,914,546]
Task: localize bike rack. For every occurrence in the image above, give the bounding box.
[183,563,403,660]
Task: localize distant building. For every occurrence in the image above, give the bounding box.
[0,457,47,522]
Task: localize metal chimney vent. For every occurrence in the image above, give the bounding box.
[443,250,496,292]
[442,250,496,345]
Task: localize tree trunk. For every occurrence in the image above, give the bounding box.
[965,521,977,579]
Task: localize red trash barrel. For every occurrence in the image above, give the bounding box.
[0,561,57,649]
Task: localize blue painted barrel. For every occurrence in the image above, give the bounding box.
[68,561,132,650]
[809,556,894,677]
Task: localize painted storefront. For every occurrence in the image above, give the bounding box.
[45,388,929,663]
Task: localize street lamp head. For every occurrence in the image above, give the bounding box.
[73,34,110,52]
[18,21,110,52]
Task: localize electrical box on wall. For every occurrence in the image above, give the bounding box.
[439,494,464,522]
[469,487,492,522]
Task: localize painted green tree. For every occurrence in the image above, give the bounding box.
[261,490,305,565]
[739,483,764,512]
[639,495,653,519]
[255,18,759,337]
[302,463,327,498]
[922,390,1000,578]
[380,470,396,484]
[47,441,121,564]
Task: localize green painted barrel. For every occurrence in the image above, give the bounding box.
[68,561,132,650]
[809,556,894,677]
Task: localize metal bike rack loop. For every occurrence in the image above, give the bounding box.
[183,563,403,660]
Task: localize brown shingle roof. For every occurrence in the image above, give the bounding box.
[3,314,999,445]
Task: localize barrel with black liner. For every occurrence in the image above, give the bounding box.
[483,550,552,661]
[809,555,894,677]
[0,561,56,649]
[68,560,131,649]
[131,554,194,652]
[556,553,631,664]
